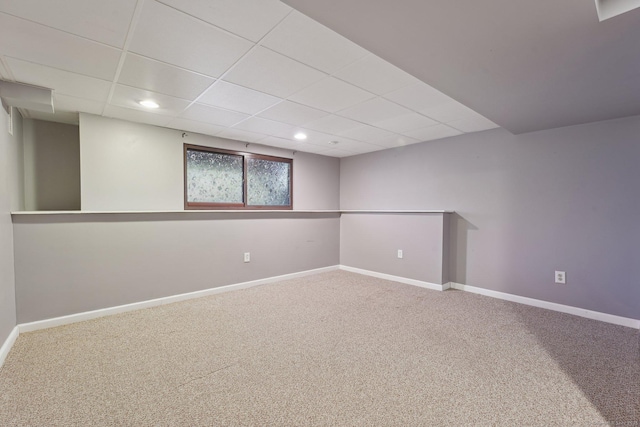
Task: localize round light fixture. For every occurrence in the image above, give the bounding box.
[139,100,159,109]
[294,132,307,141]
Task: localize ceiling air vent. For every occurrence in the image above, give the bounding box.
[595,0,640,21]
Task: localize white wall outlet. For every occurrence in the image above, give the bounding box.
[244,252,250,263]
[397,249,403,259]
[555,271,566,284]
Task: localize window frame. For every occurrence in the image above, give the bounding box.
[183,144,293,210]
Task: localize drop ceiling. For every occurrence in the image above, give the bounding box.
[0,0,498,158]
[283,0,640,134]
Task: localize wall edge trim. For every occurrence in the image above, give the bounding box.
[447,282,639,329]
[0,326,19,370]
[339,265,446,291]
[18,266,340,334]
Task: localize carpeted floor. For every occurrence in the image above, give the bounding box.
[0,271,638,426]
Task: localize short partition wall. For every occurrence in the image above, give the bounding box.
[340,211,451,287]
[12,211,341,324]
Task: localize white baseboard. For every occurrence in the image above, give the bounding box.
[0,326,19,370]
[339,265,446,291]
[18,266,339,334]
[447,282,639,330]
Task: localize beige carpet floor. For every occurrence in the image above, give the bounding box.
[0,270,638,426]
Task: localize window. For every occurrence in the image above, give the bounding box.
[184,144,292,210]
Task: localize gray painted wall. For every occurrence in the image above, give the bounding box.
[0,107,22,344]
[341,115,640,319]
[340,213,448,284]
[80,114,340,211]
[23,119,80,211]
[14,212,340,323]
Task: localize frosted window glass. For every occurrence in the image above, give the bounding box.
[186,149,243,203]
[247,158,291,206]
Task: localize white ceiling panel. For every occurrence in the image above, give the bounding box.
[448,115,499,133]
[54,94,105,115]
[373,134,421,148]
[103,105,174,127]
[334,54,419,95]
[326,138,381,154]
[258,101,327,126]
[110,85,192,116]
[0,59,11,79]
[257,136,300,150]
[322,148,362,157]
[0,13,121,81]
[289,77,374,113]
[198,81,281,115]
[129,1,253,77]
[0,0,136,48]
[338,124,395,145]
[5,57,111,102]
[403,124,462,142]
[304,114,362,134]
[373,112,438,134]
[118,53,215,100]
[272,128,333,145]
[384,82,453,113]
[338,97,411,125]
[223,46,326,98]
[166,117,226,136]
[157,0,291,42]
[217,128,267,143]
[180,103,249,127]
[261,11,367,74]
[233,117,296,136]
[420,100,480,124]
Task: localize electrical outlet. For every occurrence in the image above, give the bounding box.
[244,252,250,263]
[555,271,566,284]
[397,249,403,259]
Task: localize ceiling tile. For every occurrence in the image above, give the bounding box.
[0,13,121,81]
[373,134,422,148]
[289,77,375,113]
[217,128,267,143]
[110,85,192,116]
[337,97,411,125]
[402,124,463,142]
[103,105,174,127]
[5,57,111,102]
[165,117,226,136]
[198,81,281,115]
[233,117,295,136]
[118,53,215,101]
[373,112,438,134]
[334,54,420,95]
[223,46,327,98]
[258,101,328,126]
[0,60,10,79]
[180,103,249,127]
[326,138,382,154]
[0,0,136,48]
[129,1,253,77]
[156,0,291,42]
[54,94,104,115]
[447,115,499,133]
[384,82,453,112]
[420,100,481,123]
[261,11,368,74]
[304,114,362,134]
[338,124,396,145]
[257,136,300,151]
[272,128,333,145]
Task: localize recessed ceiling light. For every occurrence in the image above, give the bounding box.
[294,132,307,141]
[139,99,159,109]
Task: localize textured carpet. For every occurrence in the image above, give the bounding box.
[0,271,638,426]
